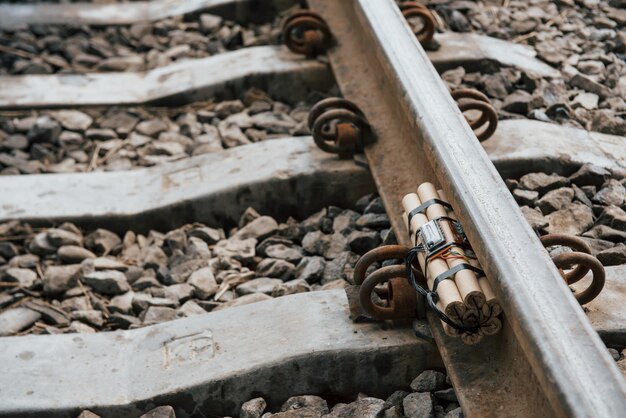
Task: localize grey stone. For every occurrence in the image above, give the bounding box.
[295,256,326,284]
[178,300,207,316]
[71,310,104,328]
[545,203,594,235]
[332,209,360,235]
[218,121,251,148]
[537,187,574,214]
[570,73,612,98]
[410,370,448,392]
[93,257,127,272]
[570,164,610,188]
[434,388,458,403]
[140,405,176,418]
[85,128,117,141]
[347,230,381,255]
[215,100,245,118]
[43,264,81,295]
[236,277,282,295]
[164,283,195,303]
[4,267,37,289]
[77,411,101,418]
[271,279,311,297]
[132,293,178,312]
[250,111,297,134]
[27,116,61,144]
[597,244,626,266]
[213,238,257,263]
[519,172,569,194]
[327,398,386,418]
[49,110,93,132]
[142,245,168,269]
[593,179,625,206]
[23,300,69,326]
[57,245,96,263]
[200,13,224,33]
[0,308,41,336]
[384,390,410,413]
[240,397,267,418]
[583,225,626,243]
[502,90,533,114]
[136,119,169,137]
[520,206,548,231]
[445,407,464,418]
[255,258,295,281]
[281,395,329,414]
[212,293,272,312]
[188,226,221,244]
[108,291,135,314]
[513,189,539,206]
[356,213,390,229]
[597,205,626,231]
[84,229,121,255]
[187,267,218,299]
[233,216,278,240]
[403,392,434,418]
[142,306,179,324]
[0,242,18,259]
[186,237,211,259]
[9,254,39,269]
[167,259,207,285]
[28,232,56,256]
[264,244,303,264]
[82,270,130,295]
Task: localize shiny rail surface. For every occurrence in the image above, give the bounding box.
[306,0,626,417]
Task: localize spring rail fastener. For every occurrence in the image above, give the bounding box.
[540,233,605,305]
[353,245,419,320]
[308,97,373,159]
[282,10,332,56]
[452,88,498,142]
[399,2,437,44]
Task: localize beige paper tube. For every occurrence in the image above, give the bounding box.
[417,183,486,313]
[437,190,502,337]
[437,189,503,320]
[402,194,465,322]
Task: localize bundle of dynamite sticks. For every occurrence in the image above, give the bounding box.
[402,182,502,345]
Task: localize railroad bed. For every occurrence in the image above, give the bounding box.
[0,0,625,417]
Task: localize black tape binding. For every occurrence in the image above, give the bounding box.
[404,199,489,334]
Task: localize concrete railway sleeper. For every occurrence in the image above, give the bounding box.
[0,0,625,417]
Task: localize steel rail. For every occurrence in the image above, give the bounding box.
[306,0,626,416]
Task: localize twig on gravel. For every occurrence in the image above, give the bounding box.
[77,279,94,311]
[0,44,37,59]
[87,143,102,172]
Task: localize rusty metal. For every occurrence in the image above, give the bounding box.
[399,2,436,44]
[308,97,372,158]
[540,234,592,284]
[452,89,498,142]
[306,0,626,416]
[551,252,605,305]
[354,245,419,320]
[282,10,332,56]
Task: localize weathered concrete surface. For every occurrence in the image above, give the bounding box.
[575,265,626,347]
[0,290,442,418]
[484,119,626,178]
[0,47,334,109]
[0,138,375,233]
[430,32,560,78]
[0,35,553,110]
[0,0,297,28]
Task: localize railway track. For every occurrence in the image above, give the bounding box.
[0,0,625,417]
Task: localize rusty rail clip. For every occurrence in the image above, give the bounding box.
[353,245,419,320]
[399,2,437,45]
[308,97,373,159]
[282,10,332,56]
[452,88,498,142]
[540,233,605,305]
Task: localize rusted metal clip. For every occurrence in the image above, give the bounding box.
[308,97,373,159]
[399,2,437,45]
[282,10,332,56]
[540,234,605,305]
[353,245,419,320]
[452,89,498,142]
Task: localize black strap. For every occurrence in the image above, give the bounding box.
[432,263,485,292]
[407,198,454,224]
